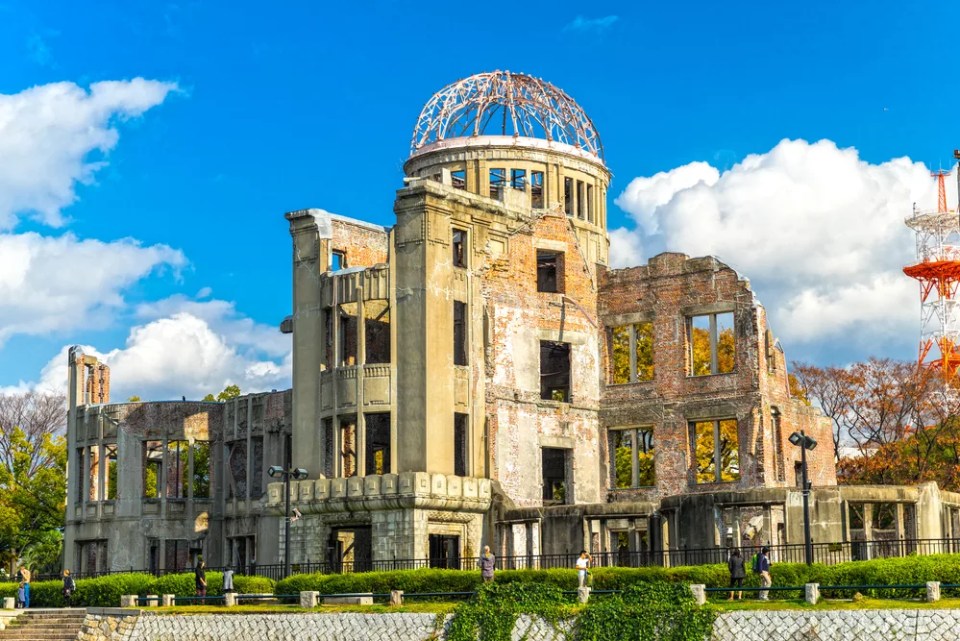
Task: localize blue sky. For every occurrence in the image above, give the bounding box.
[1,1,959,399]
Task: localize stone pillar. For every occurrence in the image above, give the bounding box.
[577,587,591,604]
[161,594,175,607]
[146,595,159,607]
[689,584,706,606]
[300,591,319,608]
[120,595,137,607]
[2,597,14,609]
[927,581,941,603]
[805,583,819,605]
[224,592,237,607]
[390,590,404,606]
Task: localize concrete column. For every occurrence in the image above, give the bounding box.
[224,593,237,607]
[805,583,819,605]
[2,597,14,609]
[146,595,159,607]
[300,591,319,608]
[577,587,591,604]
[390,590,404,606]
[927,581,941,602]
[120,595,137,607]
[161,594,175,607]
[689,584,706,606]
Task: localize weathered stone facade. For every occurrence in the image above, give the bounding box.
[63,71,960,574]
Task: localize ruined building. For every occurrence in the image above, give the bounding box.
[64,72,960,575]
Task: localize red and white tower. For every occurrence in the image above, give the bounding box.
[903,169,960,377]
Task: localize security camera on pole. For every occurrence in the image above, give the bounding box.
[268,465,309,578]
[788,431,817,565]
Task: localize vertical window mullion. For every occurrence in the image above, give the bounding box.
[630,428,639,487]
[628,325,637,383]
[709,314,718,374]
[713,420,722,483]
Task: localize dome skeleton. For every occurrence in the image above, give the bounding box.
[411,71,604,160]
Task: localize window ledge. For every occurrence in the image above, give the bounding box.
[607,379,655,387]
[687,371,737,379]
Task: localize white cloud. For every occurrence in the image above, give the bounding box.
[0,78,178,229]
[612,139,941,360]
[564,15,619,32]
[0,231,185,345]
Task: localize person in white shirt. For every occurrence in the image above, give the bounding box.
[575,550,591,588]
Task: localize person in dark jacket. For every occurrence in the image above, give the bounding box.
[194,560,207,600]
[727,548,746,600]
[62,569,77,607]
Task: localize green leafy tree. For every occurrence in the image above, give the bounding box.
[203,385,242,403]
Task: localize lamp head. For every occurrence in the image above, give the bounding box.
[293,468,309,480]
[268,465,284,478]
[804,436,817,451]
[789,432,803,447]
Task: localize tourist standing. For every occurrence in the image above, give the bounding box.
[20,566,31,608]
[727,549,745,600]
[478,545,496,583]
[757,547,772,600]
[575,550,591,588]
[194,560,207,600]
[62,569,77,607]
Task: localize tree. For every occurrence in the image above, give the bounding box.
[203,385,242,402]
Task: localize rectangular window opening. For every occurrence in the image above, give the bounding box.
[576,180,585,218]
[540,340,571,402]
[166,440,187,499]
[192,441,211,498]
[323,308,334,367]
[339,304,358,367]
[364,413,391,475]
[340,417,357,477]
[143,441,163,499]
[610,322,654,384]
[452,228,467,268]
[489,168,506,201]
[510,168,527,190]
[536,250,564,293]
[453,301,468,366]
[331,250,346,271]
[451,169,466,190]
[322,417,335,478]
[687,311,735,376]
[364,301,391,364]
[531,171,544,209]
[586,184,594,223]
[610,428,655,488]
[454,413,468,476]
[542,447,569,503]
[563,177,573,216]
[690,419,740,484]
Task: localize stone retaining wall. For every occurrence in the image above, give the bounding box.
[75,609,960,641]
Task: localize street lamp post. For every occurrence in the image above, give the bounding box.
[788,431,817,565]
[268,465,308,578]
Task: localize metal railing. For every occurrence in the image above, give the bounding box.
[41,537,960,582]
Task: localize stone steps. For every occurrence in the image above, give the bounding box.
[0,611,86,641]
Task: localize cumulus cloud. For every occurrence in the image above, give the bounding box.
[0,78,178,229]
[0,231,185,344]
[612,139,941,361]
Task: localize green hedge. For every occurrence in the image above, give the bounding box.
[0,572,275,608]
[275,553,960,601]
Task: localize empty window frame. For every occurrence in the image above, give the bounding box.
[74,448,85,503]
[510,168,527,191]
[364,301,391,364]
[687,312,735,376]
[331,250,346,271]
[250,436,264,497]
[191,441,211,498]
[540,341,571,402]
[451,169,466,190]
[610,322,654,384]
[339,304,358,366]
[542,447,568,503]
[489,168,506,200]
[564,177,574,216]
[364,413,390,475]
[166,441,187,499]
[105,444,118,500]
[610,427,655,488]
[531,171,545,208]
[690,419,740,483]
[322,417,335,478]
[536,251,564,293]
[586,184,594,223]
[452,228,467,268]
[454,413,468,476]
[143,441,163,498]
[340,417,357,477]
[86,445,100,500]
[453,301,468,366]
[323,308,334,366]
[576,180,585,218]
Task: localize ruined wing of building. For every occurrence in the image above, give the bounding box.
[64,71,960,576]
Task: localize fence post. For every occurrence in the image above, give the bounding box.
[120,595,137,607]
[2,597,14,609]
[577,587,591,604]
[389,590,404,606]
[146,595,159,607]
[161,594,175,607]
[300,591,319,608]
[224,593,237,607]
[689,584,706,606]
[926,581,941,603]
[804,583,819,605]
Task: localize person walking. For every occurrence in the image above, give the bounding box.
[757,546,772,600]
[575,550,592,588]
[62,570,77,607]
[194,560,207,601]
[478,545,496,583]
[20,567,31,609]
[727,549,746,600]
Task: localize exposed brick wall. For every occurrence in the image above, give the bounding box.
[330,218,389,268]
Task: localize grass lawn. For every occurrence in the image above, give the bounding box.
[709,597,960,611]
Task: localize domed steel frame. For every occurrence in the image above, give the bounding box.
[411,71,604,160]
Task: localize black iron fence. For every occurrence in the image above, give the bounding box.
[38,537,960,582]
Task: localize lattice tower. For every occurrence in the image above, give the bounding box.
[903,170,960,377]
